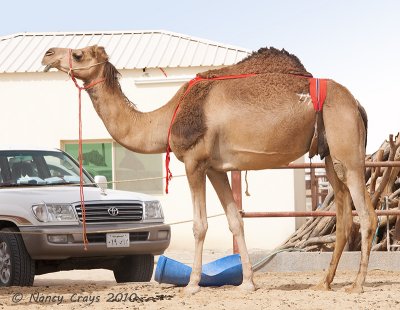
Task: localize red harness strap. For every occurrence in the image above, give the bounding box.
[165,73,256,193]
[309,78,328,112]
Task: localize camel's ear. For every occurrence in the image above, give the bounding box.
[91,45,109,62]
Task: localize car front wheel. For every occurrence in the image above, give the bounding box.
[0,227,35,286]
[113,254,154,283]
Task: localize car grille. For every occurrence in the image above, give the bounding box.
[86,232,149,243]
[74,203,143,223]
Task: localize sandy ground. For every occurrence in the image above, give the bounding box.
[1,251,400,309]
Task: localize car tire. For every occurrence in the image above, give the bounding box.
[0,227,35,287]
[113,254,154,283]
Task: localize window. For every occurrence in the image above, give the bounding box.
[7,154,40,183]
[114,144,163,194]
[0,150,92,186]
[64,141,113,189]
[61,140,163,194]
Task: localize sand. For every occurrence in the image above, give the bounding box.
[0,249,398,309]
[1,268,400,309]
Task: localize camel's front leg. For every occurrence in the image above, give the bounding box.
[184,161,208,294]
[207,169,255,291]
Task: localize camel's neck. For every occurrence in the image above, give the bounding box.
[86,83,177,154]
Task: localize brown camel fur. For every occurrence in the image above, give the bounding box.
[42,45,377,294]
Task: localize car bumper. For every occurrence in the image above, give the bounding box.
[20,223,170,260]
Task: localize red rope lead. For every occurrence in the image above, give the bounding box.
[165,73,256,193]
[77,86,88,250]
[68,49,105,250]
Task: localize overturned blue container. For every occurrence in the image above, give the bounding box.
[154,254,243,287]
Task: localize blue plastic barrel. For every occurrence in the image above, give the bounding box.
[154,254,243,287]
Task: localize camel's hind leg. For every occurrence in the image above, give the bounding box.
[322,86,377,292]
[319,156,376,293]
[207,169,255,291]
[342,170,377,293]
[313,155,353,291]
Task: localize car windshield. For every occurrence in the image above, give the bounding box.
[0,150,94,187]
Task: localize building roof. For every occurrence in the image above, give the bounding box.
[0,30,251,73]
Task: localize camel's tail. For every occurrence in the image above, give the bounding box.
[357,101,368,150]
[308,100,368,160]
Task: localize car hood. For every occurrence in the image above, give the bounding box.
[0,186,156,206]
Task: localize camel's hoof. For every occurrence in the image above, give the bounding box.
[344,284,363,294]
[310,282,331,291]
[184,284,201,295]
[237,281,256,292]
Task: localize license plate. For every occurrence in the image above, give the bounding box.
[106,233,130,248]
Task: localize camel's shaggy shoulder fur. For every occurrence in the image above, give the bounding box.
[199,47,312,78]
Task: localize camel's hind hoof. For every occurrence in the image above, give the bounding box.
[344,284,363,294]
[310,282,331,291]
[184,284,201,295]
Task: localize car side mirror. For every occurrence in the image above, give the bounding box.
[94,175,108,190]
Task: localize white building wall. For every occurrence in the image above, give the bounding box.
[0,67,305,252]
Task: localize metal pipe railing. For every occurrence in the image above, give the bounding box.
[231,161,400,253]
[241,210,400,218]
[274,161,400,169]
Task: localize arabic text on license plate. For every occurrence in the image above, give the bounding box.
[106,233,130,248]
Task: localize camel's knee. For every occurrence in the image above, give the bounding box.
[360,224,376,239]
[357,214,377,249]
[192,219,208,240]
[337,214,353,240]
[359,202,378,238]
[227,214,244,237]
[366,210,378,235]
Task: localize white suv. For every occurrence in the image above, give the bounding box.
[0,147,170,286]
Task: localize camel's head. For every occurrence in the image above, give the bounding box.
[42,45,109,81]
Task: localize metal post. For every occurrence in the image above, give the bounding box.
[231,171,242,254]
[310,167,317,211]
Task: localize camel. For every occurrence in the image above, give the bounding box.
[42,45,377,294]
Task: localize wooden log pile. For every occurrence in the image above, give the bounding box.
[280,133,400,252]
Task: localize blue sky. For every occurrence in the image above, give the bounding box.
[1,0,399,153]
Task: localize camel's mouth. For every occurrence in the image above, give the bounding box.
[42,60,67,73]
[43,64,53,72]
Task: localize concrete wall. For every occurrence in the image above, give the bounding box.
[0,67,306,251]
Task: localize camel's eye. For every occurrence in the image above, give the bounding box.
[72,52,83,62]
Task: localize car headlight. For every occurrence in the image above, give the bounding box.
[143,201,164,222]
[32,202,78,223]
